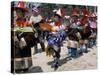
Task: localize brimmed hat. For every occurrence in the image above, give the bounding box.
[80,6,88,17]
[71,6,79,17]
[53,8,64,18]
[53,9,57,13]
[11,1,28,12]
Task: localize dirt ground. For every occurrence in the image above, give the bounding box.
[29,40,97,73]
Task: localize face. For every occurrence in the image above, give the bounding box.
[32,11,38,16]
[54,16,60,21]
[16,9,24,18]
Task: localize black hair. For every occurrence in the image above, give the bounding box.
[54,14,61,19]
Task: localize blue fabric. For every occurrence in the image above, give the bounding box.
[70,48,77,57]
[80,44,87,53]
[80,45,86,53]
[47,31,66,47]
[67,48,71,57]
[89,39,96,47]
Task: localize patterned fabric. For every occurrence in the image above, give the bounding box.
[47,31,66,47]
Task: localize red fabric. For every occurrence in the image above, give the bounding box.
[18,1,25,8]
[72,7,78,16]
[82,8,87,16]
[81,17,88,25]
[89,11,96,17]
[73,20,79,23]
[55,21,61,26]
[16,20,26,27]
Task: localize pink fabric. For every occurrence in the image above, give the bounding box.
[32,7,39,13]
[90,21,97,28]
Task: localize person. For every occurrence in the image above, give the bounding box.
[88,10,97,47]
[29,6,45,53]
[70,5,80,30]
[50,8,65,27]
[11,1,29,28]
[67,35,78,58]
[79,25,91,54]
[11,1,32,73]
[51,10,62,27]
[29,6,43,28]
[88,9,97,33]
[78,7,91,54]
[49,8,67,34]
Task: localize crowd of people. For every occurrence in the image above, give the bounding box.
[11,1,97,72]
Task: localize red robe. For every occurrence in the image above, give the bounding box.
[55,21,61,26]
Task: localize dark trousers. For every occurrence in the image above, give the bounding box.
[70,48,77,57]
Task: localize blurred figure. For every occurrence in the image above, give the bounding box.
[29,6,45,53]
[67,35,78,58]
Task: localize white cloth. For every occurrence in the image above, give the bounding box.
[19,37,27,49]
[67,40,78,48]
[29,15,42,24]
[71,23,78,28]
